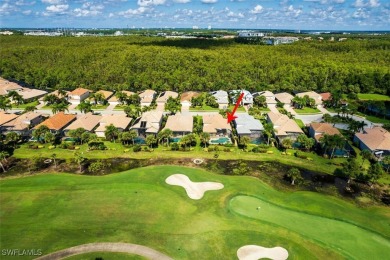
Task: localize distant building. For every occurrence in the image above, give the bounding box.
[0,77,47,102]
[68,88,91,104]
[139,89,156,107]
[2,112,45,137]
[229,90,253,106]
[309,123,341,143]
[203,114,232,143]
[64,113,102,134]
[180,91,201,108]
[252,91,276,105]
[238,31,265,37]
[209,90,229,109]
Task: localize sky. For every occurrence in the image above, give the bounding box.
[0,0,389,30]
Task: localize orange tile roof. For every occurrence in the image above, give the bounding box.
[35,112,76,131]
[203,114,231,133]
[320,92,331,101]
[0,112,18,126]
[69,88,90,96]
[310,123,341,141]
[95,90,114,100]
[355,127,390,151]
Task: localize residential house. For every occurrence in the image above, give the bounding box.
[354,127,390,157]
[203,114,232,143]
[180,91,200,108]
[234,113,264,140]
[0,77,47,102]
[267,112,304,142]
[252,91,277,104]
[95,114,132,138]
[156,91,179,104]
[274,92,294,106]
[89,90,114,105]
[34,112,76,135]
[209,90,229,109]
[130,111,163,139]
[296,91,322,105]
[2,112,45,137]
[320,92,331,102]
[163,114,193,137]
[139,89,156,107]
[229,90,253,106]
[64,113,102,134]
[108,91,135,106]
[309,123,341,143]
[0,112,19,133]
[68,88,91,104]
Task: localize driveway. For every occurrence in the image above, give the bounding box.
[283,104,297,116]
[267,104,280,114]
[35,242,173,260]
[317,105,330,114]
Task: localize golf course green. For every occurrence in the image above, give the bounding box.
[1,166,389,259]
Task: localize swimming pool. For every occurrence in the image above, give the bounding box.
[251,138,265,145]
[210,137,231,144]
[170,137,181,143]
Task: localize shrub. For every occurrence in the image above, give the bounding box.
[133,145,142,152]
[143,146,149,151]
[295,151,308,159]
[252,147,268,153]
[171,143,179,151]
[48,145,55,150]
[88,141,107,151]
[223,148,231,152]
[29,144,38,149]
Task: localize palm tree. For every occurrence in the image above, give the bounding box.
[115,91,128,105]
[52,102,69,114]
[57,89,68,99]
[78,100,92,114]
[91,92,105,105]
[263,122,274,146]
[43,94,58,106]
[74,151,86,172]
[239,136,250,150]
[358,121,367,132]
[287,167,301,185]
[145,135,157,148]
[128,130,138,145]
[0,151,10,172]
[44,132,56,144]
[32,125,50,143]
[104,124,119,142]
[24,105,37,113]
[281,138,293,152]
[200,132,210,148]
[7,90,24,106]
[6,132,20,149]
[51,153,57,169]
[320,134,345,159]
[360,149,372,167]
[0,96,12,111]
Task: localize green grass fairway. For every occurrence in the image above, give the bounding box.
[229,195,390,260]
[65,252,146,260]
[1,166,389,259]
[357,93,390,101]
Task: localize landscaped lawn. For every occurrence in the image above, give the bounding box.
[228,105,246,112]
[357,93,390,101]
[294,107,322,114]
[1,166,389,259]
[11,100,39,109]
[113,104,136,110]
[189,105,219,112]
[294,119,305,128]
[91,104,109,110]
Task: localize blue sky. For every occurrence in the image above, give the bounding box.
[0,0,389,30]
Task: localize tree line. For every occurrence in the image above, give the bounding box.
[0,35,389,95]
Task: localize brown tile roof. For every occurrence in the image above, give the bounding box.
[69,88,90,96]
[2,112,43,131]
[320,92,331,101]
[131,111,163,134]
[180,91,200,102]
[267,111,303,136]
[95,90,114,100]
[310,123,341,141]
[274,92,294,104]
[156,91,179,103]
[35,112,76,131]
[203,114,231,134]
[0,112,18,126]
[163,114,193,132]
[0,77,23,95]
[95,114,132,132]
[296,91,322,105]
[355,127,390,151]
[139,89,156,103]
[65,113,102,132]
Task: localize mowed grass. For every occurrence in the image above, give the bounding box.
[65,252,146,260]
[357,93,390,101]
[1,166,389,259]
[294,107,322,114]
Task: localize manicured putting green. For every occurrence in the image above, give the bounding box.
[229,195,390,259]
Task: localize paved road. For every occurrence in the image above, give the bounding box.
[35,242,173,260]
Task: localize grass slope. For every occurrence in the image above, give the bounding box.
[1,166,389,259]
[357,93,390,101]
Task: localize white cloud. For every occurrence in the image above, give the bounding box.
[73,8,101,16]
[353,7,369,18]
[137,0,165,6]
[118,6,149,16]
[22,9,32,14]
[15,0,36,6]
[353,0,380,8]
[250,4,263,14]
[201,0,218,4]
[46,4,68,12]
[173,0,190,3]
[41,0,64,4]
[368,0,380,7]
[0,3,18,15]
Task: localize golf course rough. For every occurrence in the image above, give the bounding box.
[165,174,224,200]
[229,195,390,260]
[1,165,389,260]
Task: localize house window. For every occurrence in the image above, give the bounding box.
[140,121,146,128]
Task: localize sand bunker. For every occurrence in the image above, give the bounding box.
[165,174,224,200]
[237,245,288,260]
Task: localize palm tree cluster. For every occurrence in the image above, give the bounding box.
[319,134,345,159]
[292,95,316,109]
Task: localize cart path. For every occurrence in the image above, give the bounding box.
[35,242,174,260]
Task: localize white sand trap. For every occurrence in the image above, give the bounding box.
[237,245,289,260]
[165,174,224,200]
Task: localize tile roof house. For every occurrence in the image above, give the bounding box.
[234,113,264,140]
[180,91,200,107]
[309,123,341,142]
[2,112,45,136]
[108,91,135,105]
[267,111,304,142]
[64,113,102,133]
[131,111,163,138]
[139,89,157,107]
[163,114,193,137]
[203,114,232,139]
[156,91,179,104]
[0,78,47,102]
[0,112,19,133]
[68,88,91,104]
[90,90,114,104]
[296,91,322,105]
[209,90,229,109]
[95,114,132,138]
[252,91,277,104]
[353,127,390,157]
[274,92,294,105]
[229,90,253,106]
[35,112,76,134]
[320,92,331,102]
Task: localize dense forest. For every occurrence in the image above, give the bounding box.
[0,35,389,95]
